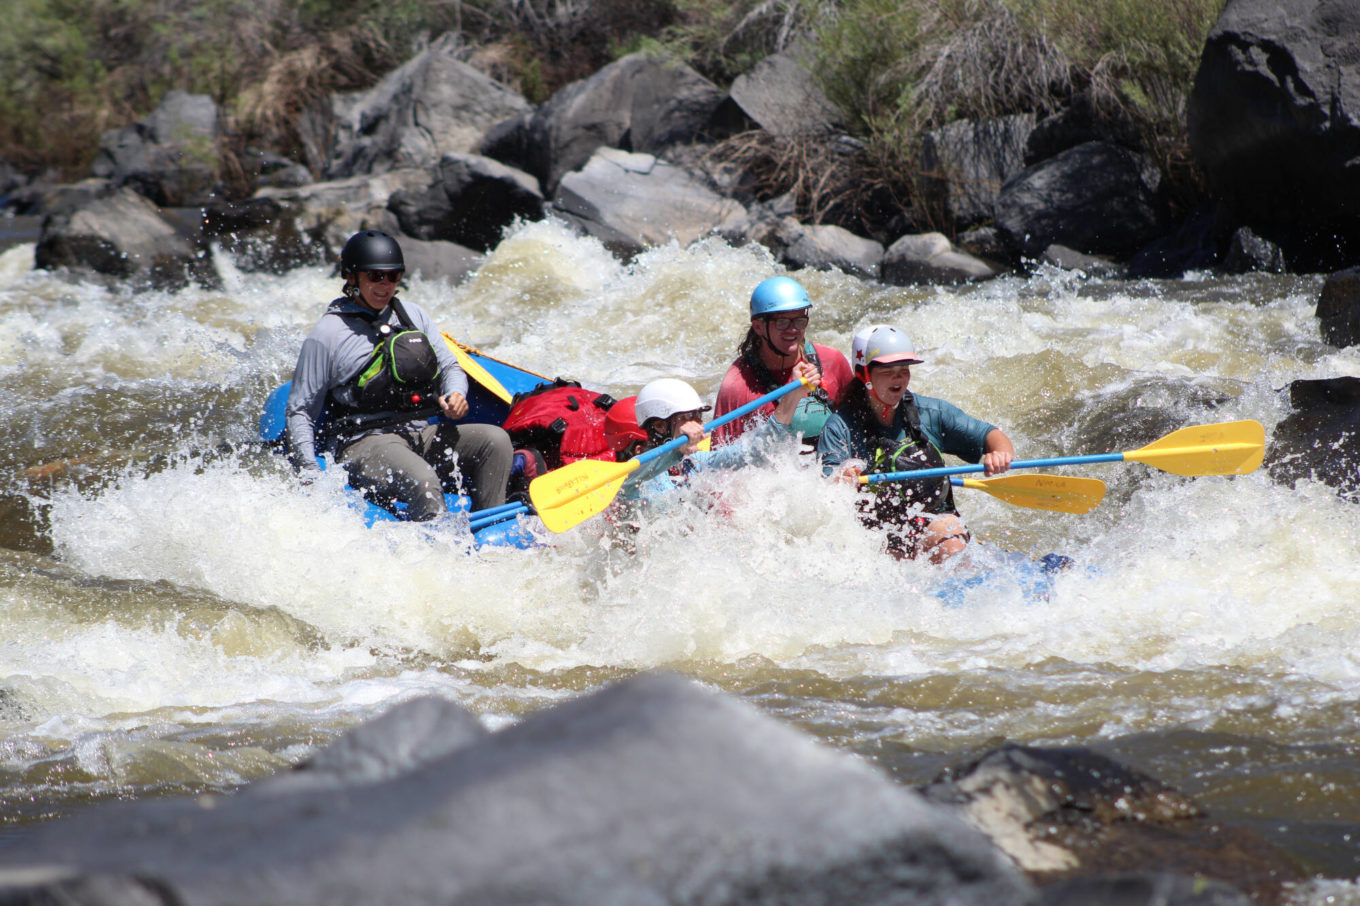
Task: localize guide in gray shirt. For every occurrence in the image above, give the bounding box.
[285,231,511,520]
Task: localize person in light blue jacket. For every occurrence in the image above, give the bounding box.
[615,362,819,515]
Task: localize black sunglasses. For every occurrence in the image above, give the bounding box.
[362,270,403,283]
[765,314,809,330]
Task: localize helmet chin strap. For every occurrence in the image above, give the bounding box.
[859,368,897,422]
[868,384,897,421]
[760,323,802,369]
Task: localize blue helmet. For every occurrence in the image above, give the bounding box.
[749,276,811,318]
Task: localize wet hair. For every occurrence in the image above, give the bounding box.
[738,325,764,359]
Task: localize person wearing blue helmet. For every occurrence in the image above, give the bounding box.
[711,276,853,447]
[818,325,1014,563]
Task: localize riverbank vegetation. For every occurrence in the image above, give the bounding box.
[1,0,1223,215]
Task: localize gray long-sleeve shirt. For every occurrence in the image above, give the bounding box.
[285,296,468,469]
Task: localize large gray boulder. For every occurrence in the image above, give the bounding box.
[882,232,1002,285]
[482,52,727,194]
[91,90,220,207]
[327,34,530,180]
[1187,0,1360,268]
[774,218,884,280]
[553,148,747,258]
[0,674,1032,906]
[726,51,842,139]
[919,114,1035,231]
[387,153,544,252]
[34,185,218,289]
[994,141,1169,261]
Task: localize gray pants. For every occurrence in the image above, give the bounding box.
[339,422,512,521]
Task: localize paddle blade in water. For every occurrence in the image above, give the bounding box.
[957,474,1106,514]
[1126,420,1265,476]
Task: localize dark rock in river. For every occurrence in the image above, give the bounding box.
[388,152,544,253]
[995,141,1170,262]
[1265,376,1360,502]
[34,185,218,291]
[922,744,1306,904]
[1036,872,1254,906]
[1187,0,1360,271]
[1316,266,1360,348]
[0,673,1031,906]
[1220,225,1286,275]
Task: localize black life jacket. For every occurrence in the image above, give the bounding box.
[501,379,618,471]
[324,298,442,436]
[742,340,835,443]
[839,386,958,524]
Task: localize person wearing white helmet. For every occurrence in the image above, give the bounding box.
[818,325,1014,563]
[711,276,854,448]
[615,364,818,513]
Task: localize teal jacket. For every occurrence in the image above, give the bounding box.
[817,391,995,475]
[617,417,799,510]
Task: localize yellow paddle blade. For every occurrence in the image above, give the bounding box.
[529,457,640,533]
[441,333,513,404]
[956,474,1106,514]
[1125,419,1265,476]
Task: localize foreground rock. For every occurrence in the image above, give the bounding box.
[1316,266,1360,348]
[924,745,1305,905]
[0,674,1031,906]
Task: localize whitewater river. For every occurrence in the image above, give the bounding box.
[1,221,1357,896]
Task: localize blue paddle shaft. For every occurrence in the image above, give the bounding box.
[469,503,531,531]
[866,452,1126,484]
[632,378,809,470]
[470,501,527,520]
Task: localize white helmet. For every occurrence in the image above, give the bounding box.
[851,325,923,379]
[634,378,711,426]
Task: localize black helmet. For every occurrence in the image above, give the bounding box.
[340,230,404,277]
